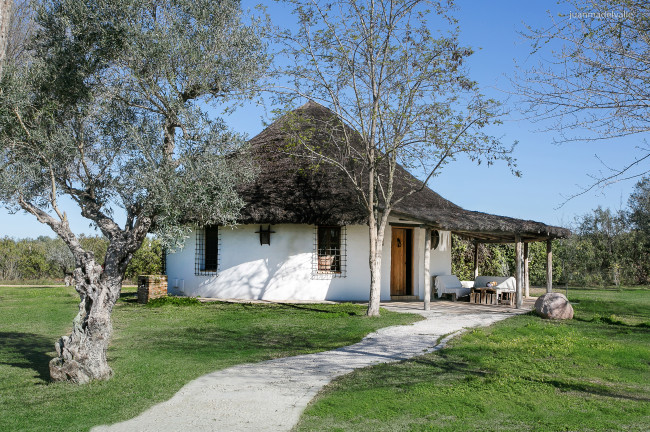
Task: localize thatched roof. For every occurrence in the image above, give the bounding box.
[238,101,570,243]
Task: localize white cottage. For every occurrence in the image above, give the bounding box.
[166,102,569,303]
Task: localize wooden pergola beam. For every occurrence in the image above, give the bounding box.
[515,235,523,309]
[524,242,530,299]
[423,228,431,311]
[546,239,553,293]
[473,242,479,279]
[452,230,563,244]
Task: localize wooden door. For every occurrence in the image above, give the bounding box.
[390,228,409,296]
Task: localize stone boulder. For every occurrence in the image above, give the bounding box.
[535,293,574,320]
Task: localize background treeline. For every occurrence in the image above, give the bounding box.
[0,236,163,283]
[453,177,650,287]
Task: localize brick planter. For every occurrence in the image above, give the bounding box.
[137,275,168,304]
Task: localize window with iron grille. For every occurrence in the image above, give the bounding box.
[313,225,346,278]
[195,226,220,275]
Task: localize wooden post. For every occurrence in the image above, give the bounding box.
[546,239,553,293]
[524,242,530,299]
[515,235,523,309]
[473,242,479,279]
[424,228,431,311]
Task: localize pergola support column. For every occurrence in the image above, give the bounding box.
[423,228,431,311]
[524,242,530,298]
[473,242,479,279]
[515,235,523,309]
[546,239,553,293]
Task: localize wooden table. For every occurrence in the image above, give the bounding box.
[470,288,515,306]
[471,287,497,305]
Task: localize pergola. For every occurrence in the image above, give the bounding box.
[417,216,570,311]
[453,230,557,306]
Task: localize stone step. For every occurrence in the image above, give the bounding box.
[390,295,419,301]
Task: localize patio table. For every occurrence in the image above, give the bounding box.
[470,287,514,306]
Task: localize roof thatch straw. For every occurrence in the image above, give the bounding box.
[237,101,570,243]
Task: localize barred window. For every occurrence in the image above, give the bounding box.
[314,225,346,278]
[195,226,219,275]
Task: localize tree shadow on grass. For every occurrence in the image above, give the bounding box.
[277,303,358,316]
[0,332,53,382]
[574,299,650,322]
[119,297,139,304]
[522,376,650,402]
[380,354,650,403]
[116,290,139,305]
[574,315,650,329]
[146,326,319,354]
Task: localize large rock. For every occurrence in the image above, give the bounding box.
[535,293,574,320]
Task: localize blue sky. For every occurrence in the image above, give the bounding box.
[0,0,645,238]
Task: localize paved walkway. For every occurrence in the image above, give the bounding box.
[93,300,533,432]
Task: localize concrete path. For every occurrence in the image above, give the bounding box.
[93,301,533,432]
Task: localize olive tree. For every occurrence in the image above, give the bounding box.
[278,0,516,316]
[0,0,268,383]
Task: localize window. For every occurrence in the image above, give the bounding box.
[314,225,346,277]
[195,226,219,275]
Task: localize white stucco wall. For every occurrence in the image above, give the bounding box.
[165,224,451,302]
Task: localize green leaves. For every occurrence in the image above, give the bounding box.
[1,0,270,248]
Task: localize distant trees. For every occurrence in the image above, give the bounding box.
[562,207,631,286]
[628,177,650,234]
[123,238,163,280]
[452,238,513,282]
[0,236,162,281]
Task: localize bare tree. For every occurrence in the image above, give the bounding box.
[278,0,517,316]
[516,0,650,201]
[4,0,34,67]
[0,0,12,76]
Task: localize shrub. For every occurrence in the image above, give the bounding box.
[146,296,202,307]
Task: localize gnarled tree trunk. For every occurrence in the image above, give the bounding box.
[49,253,122,383]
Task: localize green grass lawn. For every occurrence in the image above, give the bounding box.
[295,287,650,432]
[0,286,421,432]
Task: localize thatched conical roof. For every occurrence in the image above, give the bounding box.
[237,102,570,243]
[237,102,367,226]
